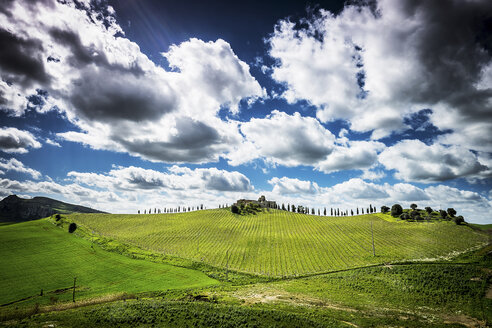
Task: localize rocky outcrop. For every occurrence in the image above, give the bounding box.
[0,195,106,222]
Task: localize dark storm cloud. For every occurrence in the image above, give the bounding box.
[402,0,491,108]
[68,66,177,122]
[49,28,144,75]
[127,175,165,189]
[204,174,251,192]
[0,127,41,153]
[0,29,50,87]
[115,120,223,163]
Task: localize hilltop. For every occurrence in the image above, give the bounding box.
[0,195,106,223]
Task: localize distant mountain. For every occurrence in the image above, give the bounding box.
[0,195,106,222]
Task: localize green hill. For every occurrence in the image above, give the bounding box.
[68,209,488,277]
[0,195,106,223]
[0,219,217,306]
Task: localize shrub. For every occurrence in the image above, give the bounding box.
[231,205,239,214]
[391,204,403,217]
[399,213,410,220]
[453,215,465,225]
[55,214,61,221]
[380,206,390,213]
[68,223,77,233]
[447,208,457,217]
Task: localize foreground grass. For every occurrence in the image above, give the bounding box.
[12,246,491,327]
[69,209,488,277]
[0,219,217,307]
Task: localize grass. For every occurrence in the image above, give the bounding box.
[1,210,491,327]
[0,219,218,307]
[68,209,488,277]
[16,245,492,327]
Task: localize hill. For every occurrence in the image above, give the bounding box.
[0,218,217,307]
[0,195,106,222]
[68,209,488,277]
[1,209,490,326]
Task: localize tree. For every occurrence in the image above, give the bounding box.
[282,203,286,211]
[453,215,465,225]
[351,209,354,216]
[231,205,239,214]
[324,207,327,216]
[425,207,433,215]
[369,204,373,213]
[331,208,333,216]
[291,204,296,213]
[399,213,410,220]
[391,204,403,217]
[410,203,417,210]
[439,210,448,220]
[356,207,359,215]
[362,208,364,214]
[380,206,389,213]
[137,210,140,214]
[68,223,77,233]
[447,208,456,217]
[311,208,315,215]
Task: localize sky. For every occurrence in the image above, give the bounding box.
[0,0,491,223]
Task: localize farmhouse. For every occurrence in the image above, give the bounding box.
[234,195,277,209]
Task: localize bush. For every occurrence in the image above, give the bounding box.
[68,222,77,233]
[231,205,239,214]
[391,204,403,217]
[399,213,410,220]
[55,214,62,221]
[447,208,457,217]
[425,207,433,215]
[380,206,390,213]
[453,215,465,225]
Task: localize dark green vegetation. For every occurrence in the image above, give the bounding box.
[0,195,105,223]
[1,208,491,327]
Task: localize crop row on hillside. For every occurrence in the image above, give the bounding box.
[69,209,488,277]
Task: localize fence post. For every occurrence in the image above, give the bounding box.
[72,277,77,302]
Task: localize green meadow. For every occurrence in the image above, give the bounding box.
[0,219,217,307]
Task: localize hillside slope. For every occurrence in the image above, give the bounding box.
[0,195,106,222]
[0,219,217,306]
[68,209,489,277]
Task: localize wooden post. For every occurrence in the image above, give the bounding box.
[72,277,77,302]
[226,249,229,280]
[371,222,376,257]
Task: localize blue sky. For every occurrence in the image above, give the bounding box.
[0,0,491,223]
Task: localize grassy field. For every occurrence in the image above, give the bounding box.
[68,209,488,277]
[0,219,217,307]
[17,245,492,327]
